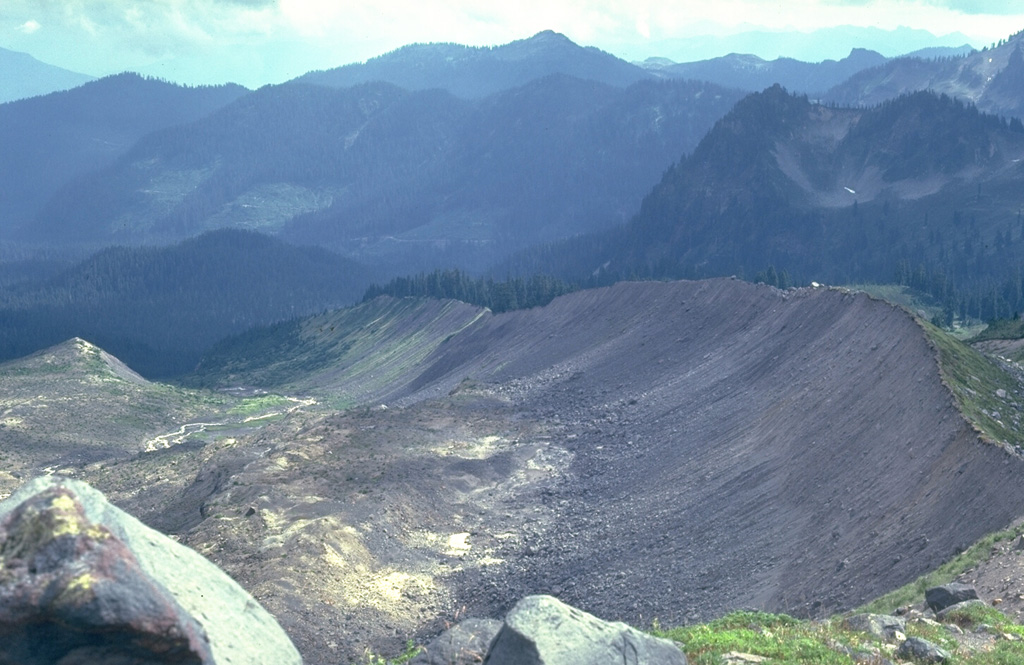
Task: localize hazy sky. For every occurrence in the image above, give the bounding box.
[3,1,1024,88]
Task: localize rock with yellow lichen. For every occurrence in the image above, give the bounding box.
[0,476,302,665]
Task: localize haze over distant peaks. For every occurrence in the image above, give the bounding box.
[0,72,248,230]
[0,47,94,104]
[639,48,888,94]
[294,30,651,98]
[826,28,1024,119]
[631,25,978,65]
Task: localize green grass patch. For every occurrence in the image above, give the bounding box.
[859,523,1024,614]
[966,642,1024,665]
[903,617,959,651]
[940,603,1014,631]
[648,606,1024,665]
[918,319,1024,450]
[228,394,294,416]
[654,612,860,665]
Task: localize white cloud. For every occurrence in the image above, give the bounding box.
[2,0,1023,86]
[17,19,40,34]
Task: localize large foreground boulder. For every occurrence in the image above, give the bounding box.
[0,476,301,664]
[483,595,686,665]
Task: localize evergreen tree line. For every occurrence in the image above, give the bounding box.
[361,268,577,313]
[894,260,1024,328]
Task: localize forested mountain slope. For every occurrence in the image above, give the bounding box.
[509,85,1024,321]
[21,76,743,274]
[0,230,370,377]
[0,73,247,233]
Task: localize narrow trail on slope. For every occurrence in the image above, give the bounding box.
[143,396,316,451]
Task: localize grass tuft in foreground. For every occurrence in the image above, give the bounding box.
[654,612,861,665]
[859,523,1024,615]
[651,605,1024,665]
[918,319,1024,451]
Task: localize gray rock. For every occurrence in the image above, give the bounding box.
[0,476,301,665]
[483,595,686,665]
[925,583,979,613]
[896,636,951,663]
[843,613,906,640]
[935,598,988,622]
[720,653,768,664]
[851,650,893,665]
[411,618,502,665]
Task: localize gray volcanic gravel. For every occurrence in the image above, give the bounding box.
[395,280,1024,622]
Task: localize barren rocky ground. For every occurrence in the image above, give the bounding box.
[5,279,1024,664]
[955,522,1024,623]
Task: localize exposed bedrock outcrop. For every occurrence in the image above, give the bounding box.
[0,476,301,665]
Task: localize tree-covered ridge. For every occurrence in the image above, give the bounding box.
[295,30,651,98]
[840,90,1024,182]
[0,72,247,231]
[505,86,1024,326]
[0,230,371,378]
[23,73,744,277]
[361,268,576,313]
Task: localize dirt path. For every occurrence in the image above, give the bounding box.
[142,396,316,451]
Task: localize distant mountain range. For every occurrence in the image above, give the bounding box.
[631,25,978,64]
[295,29,964,100]
[0,73,247,234]
[4,28,1024,378]
[16,74,744,274]
[295,30,651,98]
[0,47,94,104]
[639,48,888,95]
[825,29,1024,118]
